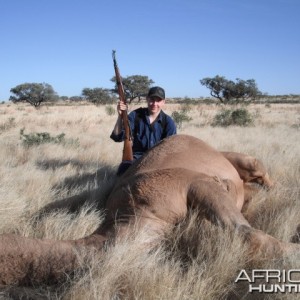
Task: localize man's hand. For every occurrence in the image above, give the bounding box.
[117,101,128,116]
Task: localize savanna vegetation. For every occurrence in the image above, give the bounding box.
[200,76,261,104]
[7,74,155,107]
[0,101,299,299]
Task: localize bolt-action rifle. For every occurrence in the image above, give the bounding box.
[112,50,134,162]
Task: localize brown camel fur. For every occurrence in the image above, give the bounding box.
[220,151,274,209]
[221,151,274,188]
[0,134,298,286]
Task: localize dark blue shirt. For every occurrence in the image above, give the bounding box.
[110,108,177,160]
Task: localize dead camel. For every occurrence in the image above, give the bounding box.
[0,134,298,286]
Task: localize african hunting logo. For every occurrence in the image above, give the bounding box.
[235,269,300,293]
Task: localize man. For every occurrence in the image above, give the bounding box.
[110,86,177,175]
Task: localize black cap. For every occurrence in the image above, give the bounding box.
[147,86,165,100]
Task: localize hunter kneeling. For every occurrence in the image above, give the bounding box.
[110,86,177,176]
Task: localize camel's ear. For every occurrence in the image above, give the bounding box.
[254,158,268,175]
[248,158,258,171]
[253,158,258,168]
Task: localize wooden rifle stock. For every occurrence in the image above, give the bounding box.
[112,50,134,162]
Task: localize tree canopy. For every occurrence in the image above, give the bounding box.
[9,83,58,107]
[111,75,154,102]
[200,76,261,104]
[81,88,115,105]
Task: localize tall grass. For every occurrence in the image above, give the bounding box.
[0,102,299,299]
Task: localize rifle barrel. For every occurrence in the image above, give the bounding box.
[112,50,133,162]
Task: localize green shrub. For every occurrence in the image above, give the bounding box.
[171,106,192,129]
[105,105,116,116]
[291,123,300,130]
[20,128,79,148]
[212,108,254,127]
[180,104,192,114]
[0,117,16,133]
[231,108,253,126]
[212,109,232,127]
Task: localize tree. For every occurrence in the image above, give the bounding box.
[69,96,83,102]
[9,83,58,107]
[82,88,114,105]
[60,96,69,101]
[200,76,261,104]
[111,75,154,102]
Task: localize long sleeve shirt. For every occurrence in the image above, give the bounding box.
[110,108,177,160]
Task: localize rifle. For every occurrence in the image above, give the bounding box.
[112,50,134,162]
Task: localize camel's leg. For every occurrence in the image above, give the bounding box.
[0,233,107,286]
[241,183,262,212]
[187,178,299,259]
[187,177,250,228]
[221,151,274,188]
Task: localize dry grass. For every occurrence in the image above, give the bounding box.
[0,102,299,299]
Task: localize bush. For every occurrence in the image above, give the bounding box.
[105,105,116,116]
[212,108,254,127]
[231,109,253,126]
[172,106,192,129]
[20,128,79,148]
[212,110,232,127]
[0,117,16,134]
[291,123,300,130]
[180,104,192,114]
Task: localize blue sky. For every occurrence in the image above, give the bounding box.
[1,0,299,100]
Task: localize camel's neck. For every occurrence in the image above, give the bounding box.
[72,234,108,251]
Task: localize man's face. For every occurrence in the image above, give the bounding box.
[147,96,165,114]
